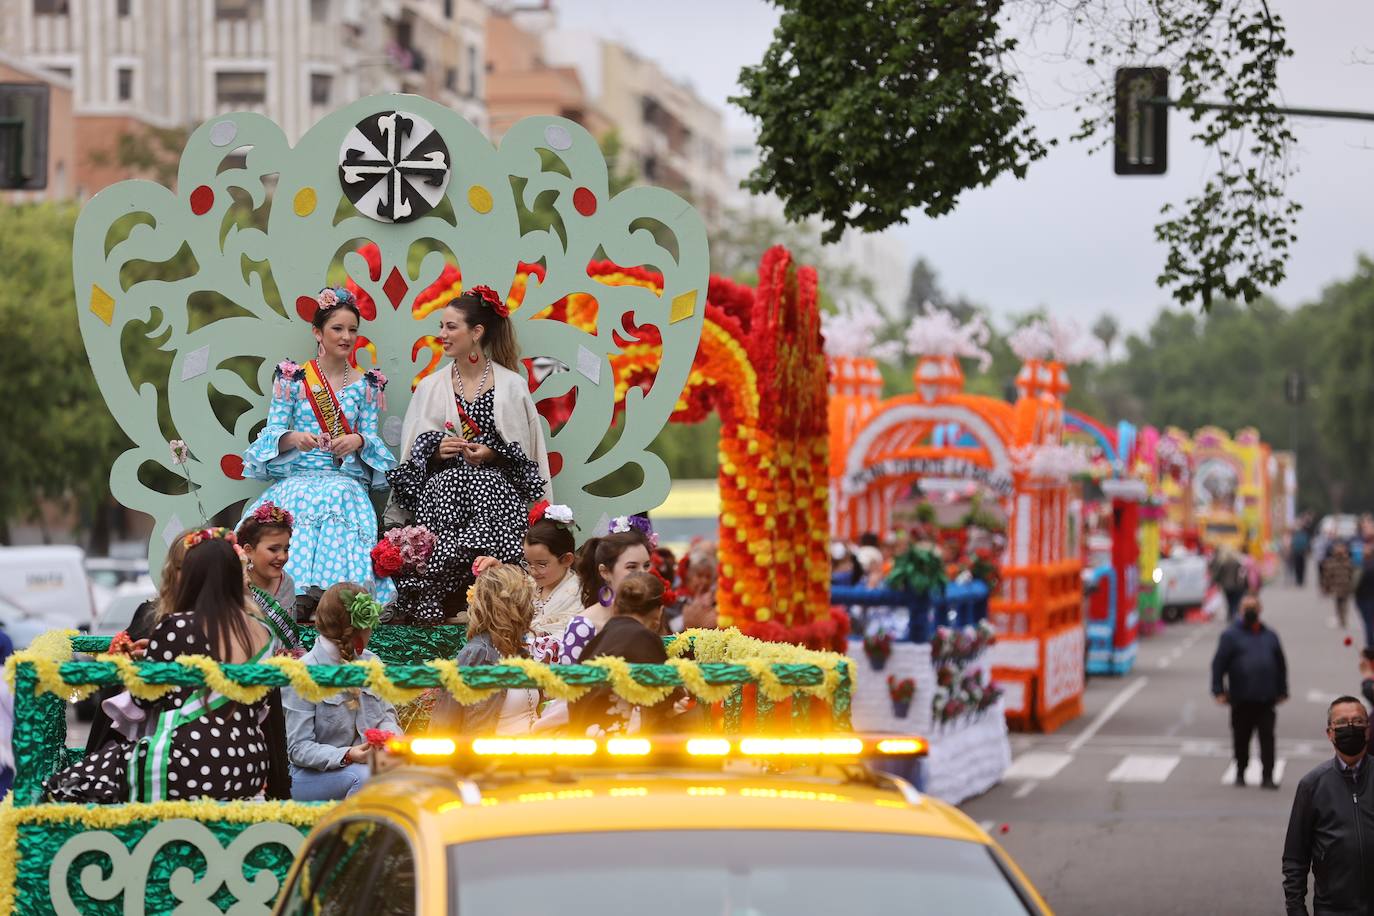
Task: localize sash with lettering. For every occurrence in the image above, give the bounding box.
[303,359,353,439]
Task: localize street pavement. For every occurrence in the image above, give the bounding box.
[961,581,1359,915]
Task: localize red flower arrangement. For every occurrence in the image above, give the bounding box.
[364,728,396,750]
[108,631,135,655]
[651,567,678,607]
[887,676,916,703]
[466,285,509,318]
[371,540,404,579]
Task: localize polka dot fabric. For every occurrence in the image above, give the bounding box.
[241,362,397,601]
[386,388,545,624]
[559,614,598,664]
[44,612,270,804]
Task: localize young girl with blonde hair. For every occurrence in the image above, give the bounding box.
[428,564,541,736]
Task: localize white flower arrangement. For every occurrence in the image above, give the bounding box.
[546,504,575,525]
[822,300,901,362]
[903,304,992,371]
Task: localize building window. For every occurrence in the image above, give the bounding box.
[310,0,329,23]
[310,73,332,106]
[443,0,454,17]
[116,0,131,16]
[117,67,133,101]
[33,0,70,14]
[46,65,72,80]
[466,44,478,97]
[215,70,267,106]
[445,67,457,93]
[214,0,262,20]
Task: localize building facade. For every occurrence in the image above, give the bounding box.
[1,0,487,151]
[484,12,607,142]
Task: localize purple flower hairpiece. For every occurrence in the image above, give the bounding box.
[610,514,658,548]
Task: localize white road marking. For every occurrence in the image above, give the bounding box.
[1107,754,1181,783]
[1221,759,1287,785]
[1004,752,1074,781]
[1012,780,1039,799]
[1157,657,1173,669]
[1067,677,1150,754]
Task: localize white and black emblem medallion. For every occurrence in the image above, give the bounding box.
[338,111,451,223]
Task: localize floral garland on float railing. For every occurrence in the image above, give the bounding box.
[6,628,854,711]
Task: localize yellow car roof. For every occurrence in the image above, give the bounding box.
[328,766,991,847]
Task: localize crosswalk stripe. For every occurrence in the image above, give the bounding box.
[1107,754,1180,783]
[1004,751,1073,781]
[1220,759,1286,786]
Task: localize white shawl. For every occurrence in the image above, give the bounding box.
[399,361,552,499]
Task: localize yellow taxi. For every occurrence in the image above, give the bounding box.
[272,734,1051,915]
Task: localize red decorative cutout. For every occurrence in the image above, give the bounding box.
[189,185,215,215]
[219,454,245,481]
[295,295,318,322]
[573,187,597,216]
[383,267,408,310]
[350,335,374,369]
[547,451,563,477]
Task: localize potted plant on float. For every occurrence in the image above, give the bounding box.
[863,630,893,670]
[888,675,916,718]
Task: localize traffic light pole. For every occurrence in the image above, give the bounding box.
[1147,97,1374,124]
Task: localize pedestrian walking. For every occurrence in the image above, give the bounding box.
[1320,541,1357,632]
[1355,517,1374,649]
[1291,524,1311,588]
[1211,595,1288,788]
[1210,544,1251,622]
[1281,695,1374,916]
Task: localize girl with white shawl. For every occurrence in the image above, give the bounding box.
[385,286,551,623]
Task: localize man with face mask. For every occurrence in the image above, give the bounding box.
[1211,595,1288,788]
[1282,697,1374,915]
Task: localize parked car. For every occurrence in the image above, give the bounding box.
[85,557,152,618]
[0,546,97,632]
[0,594,55,649]
[1154,547,1209,622]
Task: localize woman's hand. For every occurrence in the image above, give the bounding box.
[286,431,321,452]
[344,743,371,764]
[472,556,501,577]
[128,639,149,660]
[462,443,495,466]
[683,595,718,630]
[330,433,364,458]
[437,436,468,460]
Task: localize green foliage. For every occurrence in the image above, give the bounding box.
[885,545,949,595]
[739,0,1298,310]
[732,0,1047,243]
[1066,0,1298,308]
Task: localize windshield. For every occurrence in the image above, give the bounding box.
[448,830,1038,915]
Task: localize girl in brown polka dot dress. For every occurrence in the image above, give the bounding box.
[44,531,274,803]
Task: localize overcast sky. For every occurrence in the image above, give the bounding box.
[557,1,1374,335]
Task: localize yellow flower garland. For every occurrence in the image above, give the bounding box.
[7,628,851,709]
[0,797,331,914]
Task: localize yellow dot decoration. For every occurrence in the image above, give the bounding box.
[293,187,317,217]
[89,284,115,326]
[468,185,493,214]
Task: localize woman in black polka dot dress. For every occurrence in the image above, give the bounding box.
[44,532,274,804]
[386,287,549,625]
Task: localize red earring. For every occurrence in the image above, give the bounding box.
[468,350,480,364]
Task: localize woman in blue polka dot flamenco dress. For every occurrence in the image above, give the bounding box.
[240,287,397,602]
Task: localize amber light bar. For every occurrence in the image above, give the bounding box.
[387,734,928,766]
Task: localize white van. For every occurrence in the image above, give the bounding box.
[0,546,97,632]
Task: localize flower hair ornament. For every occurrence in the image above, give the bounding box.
[183,527,236,551]
[610,515,658,548]
[528,500,578,530]
[465,285,510,318]
[346,591,383,631]
[316,286,356,313]
[251,502,294,528]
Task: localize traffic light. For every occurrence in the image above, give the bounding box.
[1114,67,1168,176]
[0,83,50,190]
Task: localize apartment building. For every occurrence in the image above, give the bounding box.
[484,11,607,142]
[542,33,729,227]
[1,0,488,147]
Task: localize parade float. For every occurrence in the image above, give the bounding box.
[1063,411,1146,675]
[827,309,1088,782]
[2,95,861,914]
